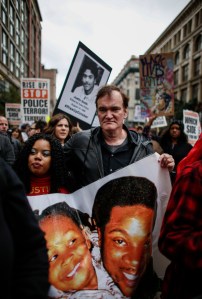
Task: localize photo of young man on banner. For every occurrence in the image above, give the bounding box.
[28,153,172,299]
[53,42,112,130]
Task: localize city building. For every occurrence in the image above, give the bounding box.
[146,0,202,107]
[0,0,57,116]
[41,65,57,114]
[113,0,202,126]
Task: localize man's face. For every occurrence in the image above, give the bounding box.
[28,123,37,137]
[40,215,96,291]
[99,205,154,297]
[82,69,96,95]
[97,91,127,134]
[0,116,9,132]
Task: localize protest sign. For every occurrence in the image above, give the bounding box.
[183,109,201,146]
[134,104,146,123]
[5,103,21,126]
[53,41,112,129]
[146,116,167,129]
[21,78,50,123]
[28,153,171,298]
[139,53,174,119]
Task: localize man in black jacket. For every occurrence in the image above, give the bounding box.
[0,131,15,165]
[0,115,22,160]
[0,157,49,299]
[64,85,174,191]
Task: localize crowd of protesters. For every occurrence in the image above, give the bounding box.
[0,84,200,299]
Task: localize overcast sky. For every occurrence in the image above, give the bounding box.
[39,0,190,98]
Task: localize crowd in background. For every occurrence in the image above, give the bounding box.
[0,84,201,299]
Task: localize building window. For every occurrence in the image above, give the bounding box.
[183,20,192,38]
[10,61,14,72]
[16,51,20,68]
[10,42,14,60]
[9,3,14,21]
[21,60,25,76]
[16,0,20,11]
[195,34,202,52]
[16,33,20,45]
[2,0,7,9]
[193,57,201,77]
[174,30,181,45]
[187,20,192,34]
[175,51,180,65]
[174,70,179,86]
[181,89,187,102]
[2,51,8,66]
[192,84,199,101]
[195,9,202,28]
[2,30,8,51]
[10,23,14,36]
[183,44,190,59]
[16,67,20,78]
[1,9,7,25]
[182,64,189,81]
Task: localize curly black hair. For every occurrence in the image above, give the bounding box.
[14,133,70,194]
[92,176,157,233]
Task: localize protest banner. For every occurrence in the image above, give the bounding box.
[183,109,201,146]
[146,116,167,129]
[5,103,21,126]
[28,153,171,298]
[53,41,112,130]
[139,53,174,120]
[21,78,50,123]
[134,104,146,123]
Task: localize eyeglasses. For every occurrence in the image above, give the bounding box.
[29,127,36,131]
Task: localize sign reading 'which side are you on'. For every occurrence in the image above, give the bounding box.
[21,78,50,123]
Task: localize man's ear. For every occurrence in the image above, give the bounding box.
[124,108,128,119]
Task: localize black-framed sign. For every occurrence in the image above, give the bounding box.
[53,42,112,129]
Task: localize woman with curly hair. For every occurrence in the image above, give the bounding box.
[159,120,192,184]
[44,113,73,146]
[14,133,72,195]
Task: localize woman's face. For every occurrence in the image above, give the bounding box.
[40,215,97,291]
[170,124,181,139]
[28,139,51,177]
[54,118,70,144]
[12,130,19,139]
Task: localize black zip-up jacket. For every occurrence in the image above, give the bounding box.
[0,157,50,299]
[64,125,153,191]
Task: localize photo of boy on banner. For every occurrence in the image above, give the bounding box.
[92,176,158,298]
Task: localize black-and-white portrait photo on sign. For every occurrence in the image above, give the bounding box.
[54,42,112,129]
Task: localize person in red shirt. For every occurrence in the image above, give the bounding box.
[14,133,73,195]
[158,134,202,299]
